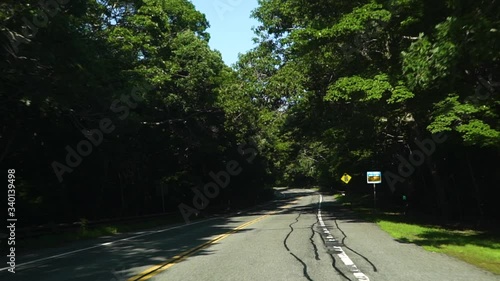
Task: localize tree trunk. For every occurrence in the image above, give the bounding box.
[465,151,484,226]
[425,155,450,220]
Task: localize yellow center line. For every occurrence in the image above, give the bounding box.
[127,196,304,281]
[127,214,270,281]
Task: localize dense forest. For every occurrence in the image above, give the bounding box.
[1,0,499,227]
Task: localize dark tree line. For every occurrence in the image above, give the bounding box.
[1,0,499,227]
[1,0,270,225]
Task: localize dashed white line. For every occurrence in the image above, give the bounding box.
[318,194,370,281]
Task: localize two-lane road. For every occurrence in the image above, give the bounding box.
[2,189,498,281]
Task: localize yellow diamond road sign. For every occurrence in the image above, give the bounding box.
[341,173,352,184]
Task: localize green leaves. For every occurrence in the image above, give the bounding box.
[325,74,414,104]
[428,94,499,147]
[321,2,391,37]
[456,120,500,147]
[325,74,391,102]
[402,23,458,90]
[388,84,415,104]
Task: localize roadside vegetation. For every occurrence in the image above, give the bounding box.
[14,189,277,253]
[334,193,500,274]
[15,215,185,253]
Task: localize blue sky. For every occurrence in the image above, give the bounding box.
[190,0,260,66]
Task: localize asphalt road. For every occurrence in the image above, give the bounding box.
[1,189,498,281]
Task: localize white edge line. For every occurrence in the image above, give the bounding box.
[0,217,218,271]
[1,192,291,272]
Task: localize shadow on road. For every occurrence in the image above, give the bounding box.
[7,193,309,281]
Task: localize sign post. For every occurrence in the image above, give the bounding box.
[339,173,352,196]
[366,171,382,209]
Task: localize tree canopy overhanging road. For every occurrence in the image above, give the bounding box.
[1,0,499,280]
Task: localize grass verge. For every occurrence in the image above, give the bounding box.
[15,194,278,253]
[335,193,500,274]
[16,215,186,253]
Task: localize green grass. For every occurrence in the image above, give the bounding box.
[335,193,500,274]
[377,220,500,274]
[16,196,277,253]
